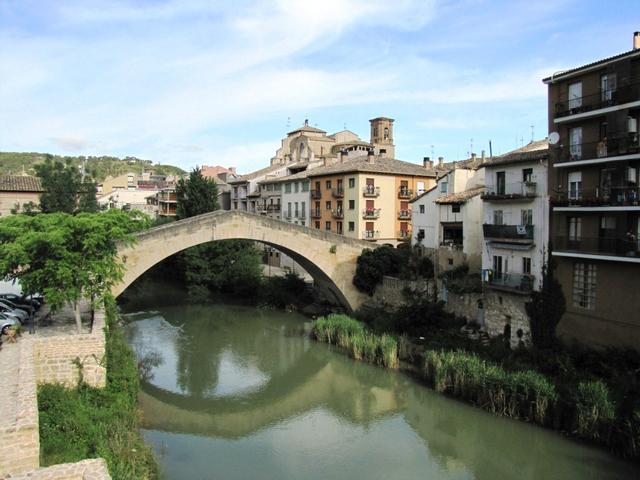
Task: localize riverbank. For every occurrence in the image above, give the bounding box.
[311,313,640,462]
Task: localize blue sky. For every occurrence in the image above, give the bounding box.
[1,0,638,173]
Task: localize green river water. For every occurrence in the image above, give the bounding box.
[120,287,639,480]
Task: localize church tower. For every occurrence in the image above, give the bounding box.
[369,117,395,158]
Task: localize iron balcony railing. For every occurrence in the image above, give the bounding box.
[363,230,380,239]
[554,235,640,258]
[552,186,640,207]
[554,80,640,118]
[481,182,537,200]
[439,239,463,249]
[310,189,322,199]
[332,188,344,198]
[398,187,413,199]
[398,230,410,239]
[363,186,381,197]
[486,272,534,293]
[483,224,534,241]
[398,209,412,219]
[266,204,281,212]
[557,138,640,163]
[311,209,321,218]
[332,209,344,219]
[362,208,381,219]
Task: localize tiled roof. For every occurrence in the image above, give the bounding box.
[542,48,640,83]
[435,186,484,204]
[409,184,438,203]
[227,163,284,183]
[306,155,436,178]
[0,175,44,192]
[483,139,549,167]
[287,125,327,135]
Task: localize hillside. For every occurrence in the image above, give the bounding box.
[0,152,186,183]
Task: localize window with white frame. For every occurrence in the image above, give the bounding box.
[573,263,596,309]
[568,216,582,241]
[493,210,503,225]
[419,204,425,214]
[568,171,582,200]
[521,209,533,226]
[568,82,582,110]
[569,128,583,160]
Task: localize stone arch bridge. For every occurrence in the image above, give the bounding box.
[113,211,373,310]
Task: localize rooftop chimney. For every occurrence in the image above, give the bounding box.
[367,149,375,164]
[481,150,486,162]
[635,32,640,50]
[438,156,444,168]
[471,153,477,161]
[340,149,348,163]
[423,156,433,169]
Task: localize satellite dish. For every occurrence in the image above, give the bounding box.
[548,132,560,145]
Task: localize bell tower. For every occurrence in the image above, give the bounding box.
[369,117,395,158]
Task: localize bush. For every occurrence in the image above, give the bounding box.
[261,273,313,308]
[575,380,615,440]
[353,246,403,295]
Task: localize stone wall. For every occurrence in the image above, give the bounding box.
[6,458,110,480]
[32,311,106,388]
[373,276,434,307]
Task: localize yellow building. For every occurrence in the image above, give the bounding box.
[307,153,436,244]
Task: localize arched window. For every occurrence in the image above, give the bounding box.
[384,127,389,140]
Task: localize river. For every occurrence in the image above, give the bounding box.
[120,285,639,480]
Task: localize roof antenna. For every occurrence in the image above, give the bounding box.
[344,122,347,130]
[286,117,291,129]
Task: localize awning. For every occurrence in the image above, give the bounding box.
[489,242,535,251]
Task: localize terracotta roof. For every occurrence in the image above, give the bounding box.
[227,163,284,183]
[483,139,549,167]
[543,48,640,84]
[306,155,436,178]
[435,186,484,204]
[287,124,327,135]
[0,175,44,192]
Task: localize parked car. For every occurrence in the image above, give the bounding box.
[0,297,35,314]
[0,293,42,310]
[0,301,28,323]
[0,313,20,335]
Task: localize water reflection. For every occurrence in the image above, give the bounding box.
[124,303,639,480]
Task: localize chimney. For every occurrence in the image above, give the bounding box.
[481,150,486,162]
[340,149,348,163]
[438,156,444,168]
[423,156,430,168]
[367,149,375,164]
[471,153,477,162]
[635,32,640,50]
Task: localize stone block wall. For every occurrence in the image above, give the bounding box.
[32,312,106,388]
[484,290,532,348]
[373,276,434,307]
[6,458,111,480]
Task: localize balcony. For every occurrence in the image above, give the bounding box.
[398,187,413,199]
[481,182,537,201]
[554,81,640,119]
[556,138,640,166]
[363,230,380,240]
[398,209,411,220]
[311,189,322,199]
[332,188,344,198]
[362,208,381,219]
[553,235,640,260]
[332,209,344,219]
[398,230,411,240]
[266,204,281,213]
[483,224,534,243]
[363,186,380,197]
[439,240,463,250]
[486,272,534,294]
[552,187,640,208]
[311,209,322,219]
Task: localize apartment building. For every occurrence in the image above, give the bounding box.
[411,164,485,272]
[543,33,640,348]
[308,152,436,242]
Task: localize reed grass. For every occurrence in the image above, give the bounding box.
[575,380,615,440]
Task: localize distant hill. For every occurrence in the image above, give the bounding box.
[0,152,186,183]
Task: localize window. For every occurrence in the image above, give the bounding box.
[569,127,583,160]
[285,183,292,194]
[348,221,355,232]
[267,183,273,191]
[452,204,461,213]
[419,204,425,214]
[337,221,343,235]
[294,182,299,193]
[493,210,503,225]
[325,221,331,231]
[349,178,355,188]
[493,255,504,275]
[301,202,305,217]
[601,73,616,102]
[315,221,320,229]
[294,202,299,217]
[568,171,582,200]
[326,180,332,190]
[522,257,531,275]
[440,181,448,193]
[521,209,533,226]
[287,203,292,218]
[573,263,596,309]
[349,200,355,210]
[496,171,506,195]
[302,181,309,192]
[568,216,582,241]
[522,168,533,183]
[568,81,582,110]
[326,201,332,210]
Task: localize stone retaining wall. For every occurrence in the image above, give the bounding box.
[374,276,435,307]
[32,312,106,388]
[5,459,110,480]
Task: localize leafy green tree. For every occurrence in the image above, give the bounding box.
[353,246,402,295]
[35,156,99,213]
[525,260,566,349]
[176,167,218,219]
[0,210,147,332]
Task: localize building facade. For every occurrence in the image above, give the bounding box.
[543,33,640,348]
[0,176,43,216]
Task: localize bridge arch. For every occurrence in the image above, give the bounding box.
[113,211,371,311]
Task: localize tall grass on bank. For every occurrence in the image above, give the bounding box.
[575,380,616,440]
[38,297,159,479]
[311,314,399,368]
[423,349,557,425]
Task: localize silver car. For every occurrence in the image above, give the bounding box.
[0,301,27,323]
[0,312,20,335]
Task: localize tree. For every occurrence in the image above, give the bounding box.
[525,260,566,349]
[176,167,218,219]
[0,210,147,332]
[35,156,99,214]
[353,246,403,295]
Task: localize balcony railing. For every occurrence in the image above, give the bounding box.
[481,182,537,201]
[332,188,344,198]
[557,138,640,163]
[266,204,281,212]
[332,209,344,219]
[398,230,410,239]
[362,208,381,219]
[552,187,640,207]
[311,209,322,218]
[398,187,413,199]
[483,224,534,241]
[311,189,322,199]
[554,80,640,118]
[486,272,534,293]
[363,186,380,197]
[398,209,412,219]
[439,239,463,249]
[554,235,640,258]
[363,230,380,239]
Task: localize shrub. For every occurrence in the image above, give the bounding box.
[261,273,313,308]
[525,261,566,349]
[575,380,615,440]
[353,246,403,295]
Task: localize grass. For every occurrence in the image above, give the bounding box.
[38,297,159,479]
